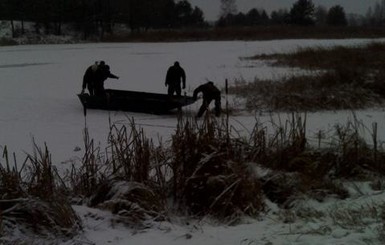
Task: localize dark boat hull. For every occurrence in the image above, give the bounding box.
[78,89,196,114]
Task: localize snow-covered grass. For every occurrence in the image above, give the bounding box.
[2,38,385,244]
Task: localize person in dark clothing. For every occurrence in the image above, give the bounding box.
[93,62,119,96]
[81,61,99,95]
[165,61,186,96]
[193,81,221,118]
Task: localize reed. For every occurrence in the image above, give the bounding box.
[0,143,79,241]
[232,42,385,112]
[3,109,385,236]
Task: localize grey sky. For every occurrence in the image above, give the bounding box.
[188,0,379,21]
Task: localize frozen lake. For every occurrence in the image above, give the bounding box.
[1,38,385,165]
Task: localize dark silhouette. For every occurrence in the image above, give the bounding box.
[165,61,186,96]
[81,61,100,96]
[193,81,221,118]
[326,5,347,26]
[93,62,119,96]
[289,0,315,26]
[2,0,207,40]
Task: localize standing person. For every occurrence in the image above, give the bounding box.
[93,62,119,96]
[81,61,100,95]
[165,61,186,96]
[193,81,221,118]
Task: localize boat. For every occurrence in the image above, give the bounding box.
[78,89,196,114]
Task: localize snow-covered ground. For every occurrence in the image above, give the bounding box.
[67,185,385,245]
[2,38,385,244]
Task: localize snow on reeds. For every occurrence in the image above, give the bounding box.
[1,111,385,242]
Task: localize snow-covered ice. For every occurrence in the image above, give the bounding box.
[2,38,385,244]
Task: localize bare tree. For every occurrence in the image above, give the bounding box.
[220,0,237,18]
[365,0,385,26]
[314,5,327,26]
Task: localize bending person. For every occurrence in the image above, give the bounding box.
[193,81,221,118]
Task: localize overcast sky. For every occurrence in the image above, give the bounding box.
[188,0,379,21]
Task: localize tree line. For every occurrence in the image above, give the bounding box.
[0,0,207,38]
[217,0,385,27]
[1,0,385,39]
[218,0,361,27]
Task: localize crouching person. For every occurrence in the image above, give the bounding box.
[193,81,221,118]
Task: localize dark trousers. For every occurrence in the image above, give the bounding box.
[168,85,181,96]
[197,97,221,117]
[94,81,106,96]
[87,83,95,96]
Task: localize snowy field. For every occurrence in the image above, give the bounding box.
[2,39,385,244]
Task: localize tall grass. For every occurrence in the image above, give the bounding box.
[69,116,265,222]
[2,110,385,238]
[169,116,264,219]
[107,119,153,183]
[0,146,25,199]
[234,42,385,111]
[0,143,79,242]
[69,112,385,217]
